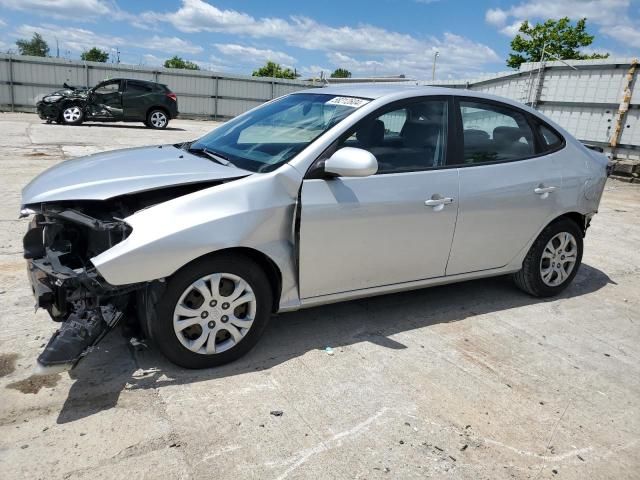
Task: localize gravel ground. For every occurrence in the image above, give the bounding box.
[0,112,639,480]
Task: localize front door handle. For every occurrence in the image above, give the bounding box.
[534,185,556,195]
[425,195,454,211]
[425,198,454,206]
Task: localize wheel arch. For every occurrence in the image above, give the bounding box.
[176,247,283,313]
[146,105,170,119]
[551,211,588,236]
[61,99,86,110]
[507,210,589,272]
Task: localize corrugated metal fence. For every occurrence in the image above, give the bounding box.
[423,57,640,161]
[0,53,317,119]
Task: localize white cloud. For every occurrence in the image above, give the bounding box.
[14,23,125,52]
[13,24,203,61]
[147,1,423,56]
[214,44,296,64]
[141,35,203,55]
[0,0,111,18]
[485,8,508,26]
[484,0,640,47]
[139,0,499,77]
[324,33,500,78]
[606,24,640,50]
[506,0,628,27]
[500,20,525,37]
[142,53,163,66]
[142,0,483,56]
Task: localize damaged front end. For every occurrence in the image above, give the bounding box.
[36,84,89,122]
[23,202,138,372]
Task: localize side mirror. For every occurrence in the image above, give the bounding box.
[324,147,378,178]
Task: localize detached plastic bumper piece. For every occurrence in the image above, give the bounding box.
[37,309,108,370]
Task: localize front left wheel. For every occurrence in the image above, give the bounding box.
[61,105,84,125]
[150,254,272,368]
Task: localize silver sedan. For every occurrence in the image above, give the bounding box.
[21,84,609,370]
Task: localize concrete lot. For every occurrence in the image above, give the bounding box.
[0,112,639,480]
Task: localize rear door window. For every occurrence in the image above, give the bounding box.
[127,81,153,93]
[457,100,535,164]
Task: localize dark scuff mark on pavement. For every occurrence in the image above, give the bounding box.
[6,374,60,394]
[0,353,19,377]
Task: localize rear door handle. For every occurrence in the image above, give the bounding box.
[534,185,556,195]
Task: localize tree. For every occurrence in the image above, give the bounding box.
[16,33,49,57]
[252,61,297,80]
[164,56,200,70]
[81,47,109,63]
[507,17,609,69]
[330,68,352,78]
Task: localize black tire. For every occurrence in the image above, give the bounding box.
[513,218,583,297]
[146,109,169,129]
[61,104,84,125]
[149,254,272,368]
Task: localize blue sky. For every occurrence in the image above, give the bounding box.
[0,0,638,79]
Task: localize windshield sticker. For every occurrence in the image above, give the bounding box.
[326,96,370,108]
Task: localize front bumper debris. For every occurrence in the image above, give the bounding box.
[36,101,61,121]
[37,306,122,371]
[23,207,137,372]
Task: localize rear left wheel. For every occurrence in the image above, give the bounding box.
[513,218,583,297]
[146,109,169,129]
[150,254,272,368]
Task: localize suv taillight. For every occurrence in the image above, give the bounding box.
[166,92,177,101]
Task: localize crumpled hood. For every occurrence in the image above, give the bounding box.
[22,145,252,204]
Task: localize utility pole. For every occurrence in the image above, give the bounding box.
[55,37,59,58]
[432,51,439,81]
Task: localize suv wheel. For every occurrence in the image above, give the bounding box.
[513,218,583,297]
[61,105,84,125]
[150,254,272,368]
[146,109,169,129]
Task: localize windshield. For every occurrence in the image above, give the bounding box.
[189,93,370,172]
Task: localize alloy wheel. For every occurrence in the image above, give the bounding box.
[172,273,256,355]
[150,111,167,128]
[539,232,578,287]
[63,106,82,123]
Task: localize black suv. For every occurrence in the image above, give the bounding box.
[37,78,179,129]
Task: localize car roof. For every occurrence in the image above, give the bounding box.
[105,78,158,84]
[295,83,447,100]
[293,83,535,113]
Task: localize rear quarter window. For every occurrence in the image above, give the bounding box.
[537,123,564,151]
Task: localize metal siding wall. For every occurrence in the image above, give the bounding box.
[217,98,263,117]
[538,105,613,143]
[0,54,315,117]
[540,69,625,103]
[620,109,640,145]
[472,76,529,102]
[218,78,271,101]
[427,58,639,159]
